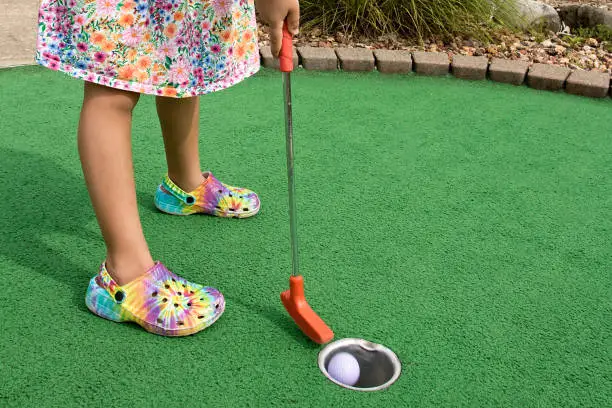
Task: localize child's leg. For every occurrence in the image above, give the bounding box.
[78,82,154,285]
[153,95,260,218]
[156,96,205,192]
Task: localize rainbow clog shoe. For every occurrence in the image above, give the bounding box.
[154,172,260,218]
[85,262,225,336]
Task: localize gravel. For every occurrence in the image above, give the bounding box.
[258,23,612,74]
[542,0,612,10]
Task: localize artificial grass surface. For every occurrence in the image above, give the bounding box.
[0,66,611,407]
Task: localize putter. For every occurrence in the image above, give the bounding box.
[279,22,334,345]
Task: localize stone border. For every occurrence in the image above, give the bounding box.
[261,46,612,99]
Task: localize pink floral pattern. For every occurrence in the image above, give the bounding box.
[36,0,260,98]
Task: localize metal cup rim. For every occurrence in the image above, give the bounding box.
[318,338,402,392]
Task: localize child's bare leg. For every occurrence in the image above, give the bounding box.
[78,82,154,285]
[156,96,205,192]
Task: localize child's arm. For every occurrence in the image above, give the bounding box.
[256,0,300,57]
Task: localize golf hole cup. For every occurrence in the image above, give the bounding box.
[318,339,402,391]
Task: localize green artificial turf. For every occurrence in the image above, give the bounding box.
[0,66,611,407]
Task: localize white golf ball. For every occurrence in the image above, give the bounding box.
[327,352,360,386]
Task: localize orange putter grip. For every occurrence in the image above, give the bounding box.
[280,21,293,72]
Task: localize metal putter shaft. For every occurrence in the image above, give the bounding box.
[278,23,334,345]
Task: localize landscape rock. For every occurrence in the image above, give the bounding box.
[516,0,563,32]
[558,5,612,29]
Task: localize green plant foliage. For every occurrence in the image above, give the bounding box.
[561,25,612,52]
[299,0,519,40]
[575,24,612,42]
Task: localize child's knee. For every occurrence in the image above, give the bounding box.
[83,82,140,113]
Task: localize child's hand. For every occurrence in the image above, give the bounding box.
[256,0,300,57]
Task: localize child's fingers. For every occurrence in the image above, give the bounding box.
[270,21,283,57]
[286,4,300,35]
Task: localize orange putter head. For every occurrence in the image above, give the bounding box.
[281,275,334,344]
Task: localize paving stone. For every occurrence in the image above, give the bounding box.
[527,63,571,91]
[335,48,375,72]
[489,58,529,85]
[296,46,338,71]
[373,50,413,74]
[565,70,611,98]
[0,0,39,68]
[452,55,489,80]
[412,51,450,76]
[259,45,299,70]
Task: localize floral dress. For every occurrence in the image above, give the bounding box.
[36,0,260,98]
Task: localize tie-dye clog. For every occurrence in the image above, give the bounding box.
[85,262,225,336]
[154,172,260,218]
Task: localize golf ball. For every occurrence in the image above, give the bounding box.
[327,352,360,386]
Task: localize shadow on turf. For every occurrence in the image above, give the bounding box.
[135,190,319,347]
[0,148,319,344]
[0,148,95,313]
[228,296,321,349]
[136,190,158,215]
